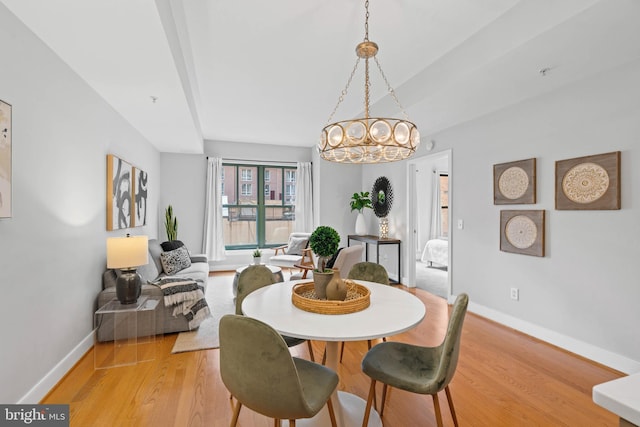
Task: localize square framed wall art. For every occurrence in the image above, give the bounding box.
[0,99,12,219]
[500,210,545,257]
[493,158,536,205]
[555,151,620,210]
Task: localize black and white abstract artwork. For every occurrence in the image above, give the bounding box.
[133,167,148,227]
[0,99,12,219]
[107,154,132,230]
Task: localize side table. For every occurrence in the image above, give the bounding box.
[94,296,160,369]
[347,235,401,283]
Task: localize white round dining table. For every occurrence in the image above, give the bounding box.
[242,279,426,427]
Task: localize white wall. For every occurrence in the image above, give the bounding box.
[361,58,640,372]
[159,153,207,251]
[0,4,160,403]
[313,148,365,247]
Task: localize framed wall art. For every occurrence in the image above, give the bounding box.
[555,151,620,210]
[132,167,148,227]
[106,154,133,230]
[500,210,545,257]
[0,99,12,219]
[493,158,536,205]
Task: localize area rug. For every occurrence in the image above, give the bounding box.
[415,262,448,299]
[171,275,235,353]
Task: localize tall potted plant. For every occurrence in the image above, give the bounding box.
[165,205,178,241]
[309,225,340,299]
[350,191,372,235]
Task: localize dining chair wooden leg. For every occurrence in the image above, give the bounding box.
[445,385,459,427]
[432,392,444,427]
[273,419,280,427]
[289,420,295,427]
[339,341,345,362]
[307,340,315,362]
[327,396,337,427]
[230,400,242,427]
[362,379,377,427]
[367,339,372,349]
[379,383,388,417]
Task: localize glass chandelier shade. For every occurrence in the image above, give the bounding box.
[320,118,419,163]
[318,1,420,164]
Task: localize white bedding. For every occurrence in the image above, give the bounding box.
[421,239,449,267]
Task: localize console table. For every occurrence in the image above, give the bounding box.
[347,235,401,283]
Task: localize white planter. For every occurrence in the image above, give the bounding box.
[355,212,367,235]
[253,257,261,265]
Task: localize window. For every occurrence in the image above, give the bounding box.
[221,163,296,249]
[285,184,295,204]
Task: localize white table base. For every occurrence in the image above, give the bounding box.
[286,391,381,427]
[286,341,381,427]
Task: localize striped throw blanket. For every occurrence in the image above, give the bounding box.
[153,277,211,330]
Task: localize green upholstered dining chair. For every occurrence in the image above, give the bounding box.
[360,293,469,427]
[219,315,338,427]
[236,264,315,362]
[327,262,391,363]
[347,261,390,286]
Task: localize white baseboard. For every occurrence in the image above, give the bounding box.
[19,331,95,403]
[462,298,640,375]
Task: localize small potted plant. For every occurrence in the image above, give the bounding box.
[252,248,262,265]
[350,191,372,235]
[309,226,341,298]
[165,205,178,241]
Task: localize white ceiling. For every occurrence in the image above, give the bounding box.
[2,0,640,153]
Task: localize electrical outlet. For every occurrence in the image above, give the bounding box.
[510,287,519,301]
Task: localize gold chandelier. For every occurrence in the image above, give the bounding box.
[318,0,420,164]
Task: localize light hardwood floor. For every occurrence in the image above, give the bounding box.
[43,272,623,426]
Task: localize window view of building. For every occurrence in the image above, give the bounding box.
[221,164,296,249]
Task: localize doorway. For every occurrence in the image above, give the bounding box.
[407,150,452,299]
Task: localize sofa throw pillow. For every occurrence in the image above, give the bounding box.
[285,236,308,256]
[160,246,192,275]
[161,240,185,252]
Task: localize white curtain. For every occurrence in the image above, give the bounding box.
[202,157,226,261]
[429,170,440,240]
[294,162,313,232]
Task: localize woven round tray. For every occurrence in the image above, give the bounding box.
[291,280,370,314]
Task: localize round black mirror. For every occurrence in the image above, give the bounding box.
[372,176,393,218]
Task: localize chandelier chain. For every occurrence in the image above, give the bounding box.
[365,59,371,118]
[374,57,410,120]
[325,57,361,125]
[364,0,370,41]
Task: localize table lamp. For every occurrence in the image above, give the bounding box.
[107,234,148,304]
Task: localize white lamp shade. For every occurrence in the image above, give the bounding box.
[107,235,149,269]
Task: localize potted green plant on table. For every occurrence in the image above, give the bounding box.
[350,191,372,236]
[252,248,262,265]
[309,226,341,299]
[165,205,178,241]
